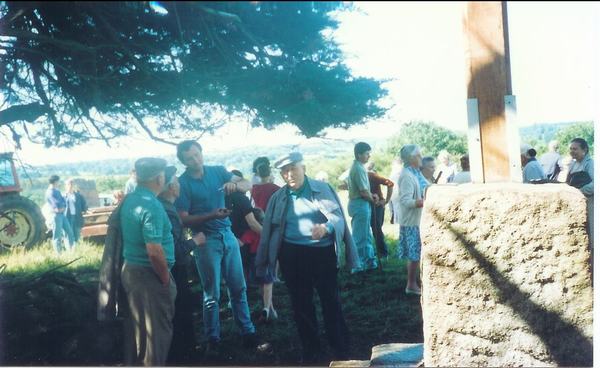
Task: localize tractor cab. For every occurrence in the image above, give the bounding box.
[0,152,19,192]
[0,152,46,250]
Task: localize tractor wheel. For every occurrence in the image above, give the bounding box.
[0,195,47,250]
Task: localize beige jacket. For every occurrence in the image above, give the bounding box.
[398,167,424,227]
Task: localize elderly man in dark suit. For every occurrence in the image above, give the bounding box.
[256,152,360,364]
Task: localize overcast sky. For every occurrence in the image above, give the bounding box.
[5,1,599,166]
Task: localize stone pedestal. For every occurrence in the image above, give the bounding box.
[421,183,592,367]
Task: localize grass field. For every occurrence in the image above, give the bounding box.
[0,200,423,366]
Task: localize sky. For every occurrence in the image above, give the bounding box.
[3,1,599,166]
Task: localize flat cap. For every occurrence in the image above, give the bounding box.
[135,157,167,182]
[274,152,303,169]
[164,166,177,184]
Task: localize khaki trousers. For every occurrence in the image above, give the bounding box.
[121,262,177,366]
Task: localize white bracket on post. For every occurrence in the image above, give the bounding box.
[504,95,522,183]
[466,98,484,183]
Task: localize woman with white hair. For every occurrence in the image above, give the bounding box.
[397,144,428,295]
[434,150,456,184]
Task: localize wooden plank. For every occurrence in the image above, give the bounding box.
[463,1,513,182]
[83,213,111,226]
[81,224,108,238]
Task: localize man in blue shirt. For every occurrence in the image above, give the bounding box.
[120,157,179,366]
[175,140,263,353]
[256,152,360,364]
[45,175,75,253]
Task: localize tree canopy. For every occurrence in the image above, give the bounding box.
[0,1,387,148]
[385,121,468,159]
[554,121,594,156]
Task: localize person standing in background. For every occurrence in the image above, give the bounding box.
[65,178,88,243]
[566,138,594,250]
[347,142,378,272]
[366,162,394,260]
[46,175,75,253]
[420,156,436,184]
[539,140,562,181]
[124,169,137,195]
[250,158,281,322]
[434,150,456,184]
[388,158,403,224]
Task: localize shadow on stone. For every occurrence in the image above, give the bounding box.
[431,209,592,367]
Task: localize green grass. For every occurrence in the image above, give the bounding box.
[0,208,423,366]
[1,240,103,276]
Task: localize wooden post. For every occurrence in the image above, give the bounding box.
[464,1,520,183]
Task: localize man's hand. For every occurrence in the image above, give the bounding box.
[146,243,170,287]
[222,182,237,195]
[210,208,232,220]
[372,194,384,207]
[416,199,424,208]
[192,232,206,247]
[311,224,329,240]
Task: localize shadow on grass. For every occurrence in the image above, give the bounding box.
[0,242,123,365]
[1,232,423,366]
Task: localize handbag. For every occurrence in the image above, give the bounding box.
[567,171,592,189]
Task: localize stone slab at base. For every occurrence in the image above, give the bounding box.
[329,343,424,368]
[329,360,370,367]
[369,343,424,367]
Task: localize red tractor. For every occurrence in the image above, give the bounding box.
[0,152,47,249]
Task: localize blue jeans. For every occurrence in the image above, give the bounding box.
[67,215,81,243]
[192,228,255,341]
[52,212,74,253]
[348,199,378,271]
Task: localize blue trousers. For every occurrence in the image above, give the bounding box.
[192,228,255,341]
[67,215,82,243]
[52,212,74,253]
[348,198,378,271]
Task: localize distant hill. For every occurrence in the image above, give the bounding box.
[17,121,583,179]
[19,138,388,179]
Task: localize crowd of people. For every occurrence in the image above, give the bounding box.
[45,136,592,366]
